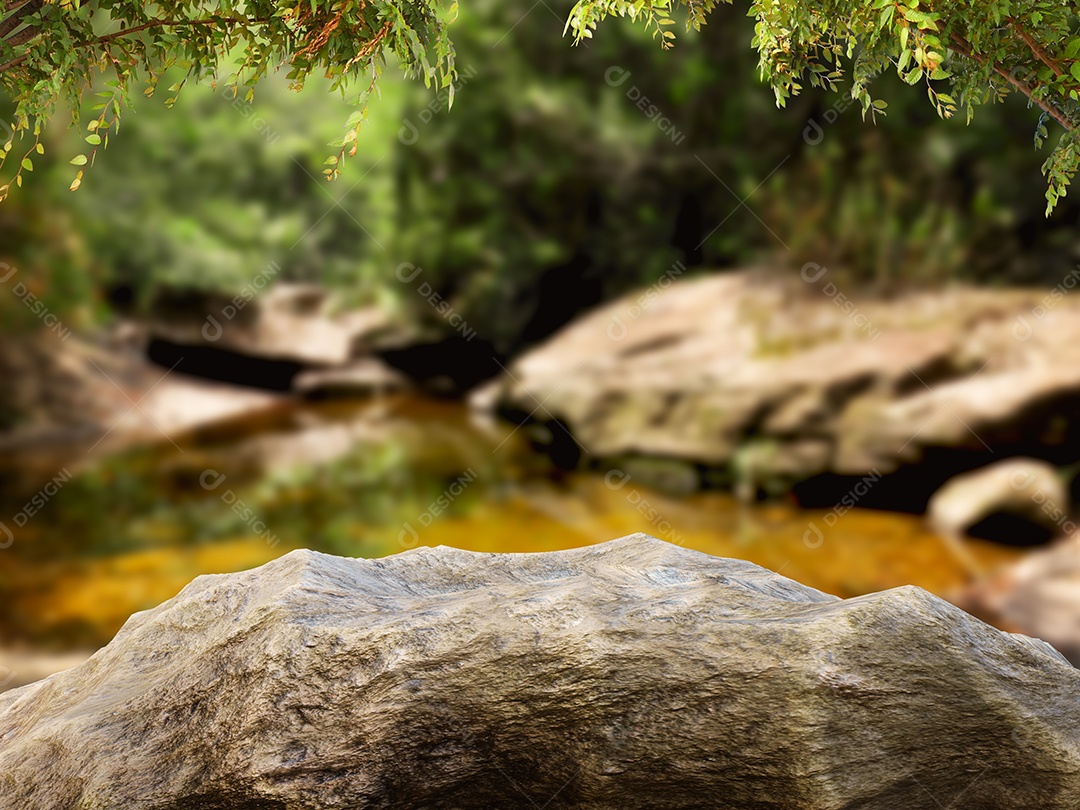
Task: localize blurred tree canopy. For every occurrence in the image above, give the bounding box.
[0,1,1079,354]
[387,0,1080,350]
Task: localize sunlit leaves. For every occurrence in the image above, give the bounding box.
[0,0,457,196]
[571,0,1080,214]
[2,0,1079,214]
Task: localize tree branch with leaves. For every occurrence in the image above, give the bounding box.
[0,0,456,199]
[3,1,1080,214]
[569,0,1080,214]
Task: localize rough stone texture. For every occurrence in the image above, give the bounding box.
[3,534,1080,809]
[928,458,1068,541]
[471,269,1080,490]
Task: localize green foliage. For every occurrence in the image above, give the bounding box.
[2,1,1080,214]
[3,0,1067,332]
[570,0,1080,213]
[60,66,399,307]
[0,0,456,198]
[385,0,708,351]
[2,0,1078,345]
[386,0,1068,351]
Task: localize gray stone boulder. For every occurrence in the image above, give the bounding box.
[928,458,1069,544]
[472,269,1080,494]
[0,329,281,464]
[2,534,1079,809]
[150,283,408,366]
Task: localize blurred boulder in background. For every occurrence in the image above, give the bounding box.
[928,458,1069,548]
[476,269,1080,512]
[148,283,408,368]
[0,330,281,464]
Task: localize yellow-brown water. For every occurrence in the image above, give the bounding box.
[0,395,1022,650]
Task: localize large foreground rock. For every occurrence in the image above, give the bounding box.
[472,269,1080,497]
[3,535,1080,809]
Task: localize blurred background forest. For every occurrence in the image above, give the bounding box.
[2,0,1080,684]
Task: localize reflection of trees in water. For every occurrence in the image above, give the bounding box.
[3,396,518,563]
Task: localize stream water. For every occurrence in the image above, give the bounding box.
[0,393,1022,651]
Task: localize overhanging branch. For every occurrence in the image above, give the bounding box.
[0,0,40,41]
[950,33,1075,131]
[1007,17,1065,78]
[0,14,276,74]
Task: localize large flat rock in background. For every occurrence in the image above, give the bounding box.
[149,283,405,367]
[2,534,1079,808]
[472,269,1080,496]
[0,330,284,467]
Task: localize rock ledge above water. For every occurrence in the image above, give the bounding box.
[473,270,1080,502]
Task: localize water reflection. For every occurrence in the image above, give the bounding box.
[0,394,1022,650]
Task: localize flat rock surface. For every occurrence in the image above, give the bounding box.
[0,331,282,466]
[150,284,404,366]
[2,534,1079,809]
[472,269,1080,494]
